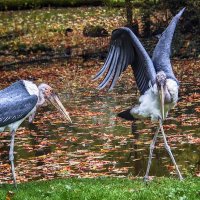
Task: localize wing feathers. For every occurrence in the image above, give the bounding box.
[152,8,185,81]
[0,95,38,127]
[94,27,156,94]
[93,45,115,80]
[109,46,124,91]
[98,46,119,89]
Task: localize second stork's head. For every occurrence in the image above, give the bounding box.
[37,83,72,123]
[156,71,169,120]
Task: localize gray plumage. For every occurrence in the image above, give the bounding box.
[94,8,185,94]
[93,27,156,94]
[152,8,185,83]
[94,8,185,181]
[0,80,72,188]
[0,81,38,127]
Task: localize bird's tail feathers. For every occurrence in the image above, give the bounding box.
[117,108,136,121]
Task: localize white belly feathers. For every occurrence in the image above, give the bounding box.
[130,79,179,121]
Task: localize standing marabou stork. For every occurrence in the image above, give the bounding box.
[93,8,185,180]
[0,80,72,187]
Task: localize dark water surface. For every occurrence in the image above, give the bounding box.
[0,60,199,184]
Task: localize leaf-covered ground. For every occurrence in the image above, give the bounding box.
[1,6,198,66]
[0,7,126,64]
[0,7,199,185]
[0,58,199,185]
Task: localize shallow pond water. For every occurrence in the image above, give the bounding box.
[0,59,199,184]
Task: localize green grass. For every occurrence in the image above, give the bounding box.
[0,7,126,54]
[0,177,200,200]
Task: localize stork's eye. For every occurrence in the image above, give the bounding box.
[43,88,52,97]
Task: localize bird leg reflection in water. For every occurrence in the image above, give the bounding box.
[144,120,183,181]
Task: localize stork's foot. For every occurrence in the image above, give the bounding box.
[143,176,150,182]
[179,175,184,181]
[143,176,154,182]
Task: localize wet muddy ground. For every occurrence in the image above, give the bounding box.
[0,58,199,184]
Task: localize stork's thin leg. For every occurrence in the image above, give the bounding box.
[159,120,183,180]
[9,130,17,188]
[144,126,160,181]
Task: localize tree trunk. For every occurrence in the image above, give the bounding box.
[141,10,151,37]
[125,0,133,26]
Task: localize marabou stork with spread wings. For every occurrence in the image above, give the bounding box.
[93,8,185,180]
[0,80,72,187]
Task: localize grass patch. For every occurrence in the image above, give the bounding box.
[0,7,126,55]
[0,177,199,200]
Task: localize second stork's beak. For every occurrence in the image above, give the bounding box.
[48,93,72,123]
[159,84,165,120]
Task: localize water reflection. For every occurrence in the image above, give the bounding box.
[0,68,199,183]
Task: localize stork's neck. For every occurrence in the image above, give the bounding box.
[23,80,39,96]
[163,84,172,103]
[156,71,173,104]
[37,90,45,106]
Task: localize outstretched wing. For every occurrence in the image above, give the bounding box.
[152,8,185,82]
[93,27,156,94]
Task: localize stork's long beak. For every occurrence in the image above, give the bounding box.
[159,84,165,120]
[48,93,72,123]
